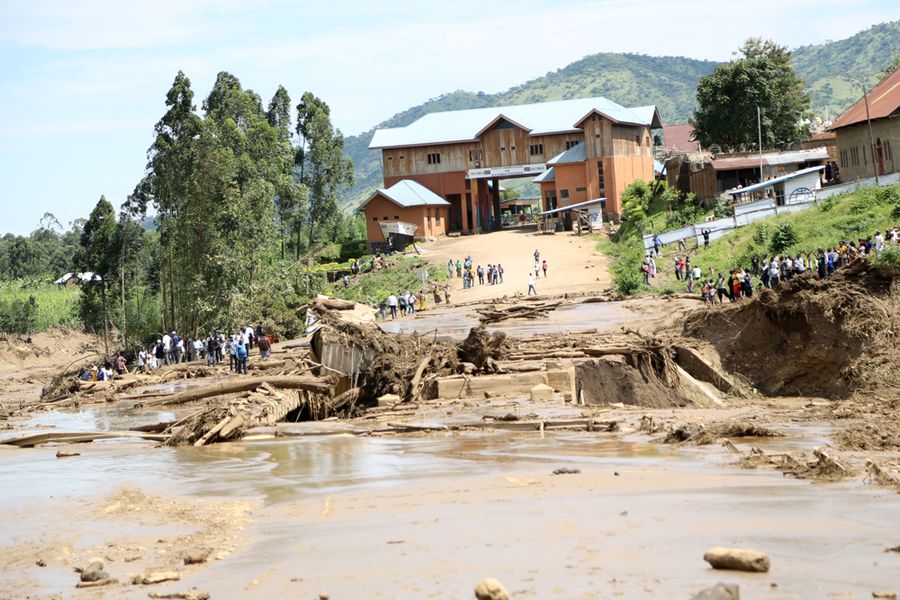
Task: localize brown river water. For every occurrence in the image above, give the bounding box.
[1,300,898,598]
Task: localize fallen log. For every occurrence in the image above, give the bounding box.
[1,431,168,447]
[145,376,331,406]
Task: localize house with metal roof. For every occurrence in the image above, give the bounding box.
[828,67,900,181]
[358,180,451,249]
[363,96,662,242]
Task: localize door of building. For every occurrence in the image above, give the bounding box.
[876,139,885,176]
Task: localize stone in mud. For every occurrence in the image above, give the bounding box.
[703,547,770,573]
[530,383,553,402]
[78,558,109,582]
[474,577,510,600]
[132,571,181,585]
[691,583,740,599]
[183,548,212,565]
[376,393,401,407]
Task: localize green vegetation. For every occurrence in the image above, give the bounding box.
[673,183,900,286]
[325,256,448,305]
[792,20,900,113]
[692,38,810,150]
[0,281,79,333]
[340,20,900,209]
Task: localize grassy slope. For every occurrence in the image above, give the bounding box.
[322,255,448,306]
[340,20,900,211]
[648,184,900,294]
[792,20,900,115]
[0,281,80,331]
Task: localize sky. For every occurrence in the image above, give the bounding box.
[0,0,897,235]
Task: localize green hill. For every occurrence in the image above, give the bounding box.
[342,20,900,209]
[792,20,900,116]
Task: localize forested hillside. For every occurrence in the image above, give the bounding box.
[792,20,900,115]
[342,20,900,209]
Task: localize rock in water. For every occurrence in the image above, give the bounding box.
[703,547,770,573]
[691,583,740,599]
[474,578,510,600]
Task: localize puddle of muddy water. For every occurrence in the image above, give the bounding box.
[3,428,900,598]
[379,301,646,339]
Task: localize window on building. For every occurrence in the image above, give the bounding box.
[529,143,544,156]
[386,155,393,160]
[373,217,378,221]
[576,186,586,192]
[887,140,893,160]
[635,135,640,145]
[565,140,579,150]
[394,215,399,220]
[863,146,867,165]
[597,161,605,191]
[399,155,405,160]
[383,216,390,220]
[465,179,471,190]
[500,146,506,152]
[427,152,441,165]
[469,149,483,162]
[560,189,570,199]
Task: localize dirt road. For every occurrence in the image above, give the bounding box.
[420,227,610,302]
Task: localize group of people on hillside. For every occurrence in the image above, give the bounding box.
[447,257,506,290]
[656,226,900,306]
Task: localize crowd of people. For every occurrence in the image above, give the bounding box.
[447,256,506,289]
[644,226,900,306]
[78,325,274,381]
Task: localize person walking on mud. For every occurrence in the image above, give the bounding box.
[527,273,537,295]
[542,259,548,278]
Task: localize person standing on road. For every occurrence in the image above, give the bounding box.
[527,273,537,295]
[455,259,462,278]
[447,260,454,278]
[387,293,398,319]
[477,264,485,285]
[702,228,711,248]
[534,249,540,264]
[542,259,548,278]
[497,264,504,284]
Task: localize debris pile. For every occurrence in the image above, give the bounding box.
[685,260,900,398]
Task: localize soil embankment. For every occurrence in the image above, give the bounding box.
[684,260,900,399]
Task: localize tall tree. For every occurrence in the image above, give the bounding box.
[295,92,353,249]
[74,196,117,347]
[691,38,810,150]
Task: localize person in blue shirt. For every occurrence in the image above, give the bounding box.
[235,339,248,374]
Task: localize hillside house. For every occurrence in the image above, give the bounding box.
[365,97,661,245]
[829,67,900,181]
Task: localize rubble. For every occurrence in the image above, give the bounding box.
[703,547,770,573]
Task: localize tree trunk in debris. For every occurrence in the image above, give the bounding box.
[149,376,331,406]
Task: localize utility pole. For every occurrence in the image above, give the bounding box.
[860,83,880,185]
[757,106,764,182]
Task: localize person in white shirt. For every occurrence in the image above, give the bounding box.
[875,231,885,252]
[692,266,701,281]
[386,294,398,319]
[161,332,172,365]
[138,348,147,373]
[527,273,537,295]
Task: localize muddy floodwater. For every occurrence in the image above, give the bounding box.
[2,411,899,599]
[379,300,649,339]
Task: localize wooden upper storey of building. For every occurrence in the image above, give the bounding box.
[369,97,662,179]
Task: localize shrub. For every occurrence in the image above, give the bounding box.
[769,222,798,254]
[874,245,900,271]
[0,295,38,333]
[892,203,900,220]
[752,225,768,246]
[713,197,731,218]
[875,185,900,205]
